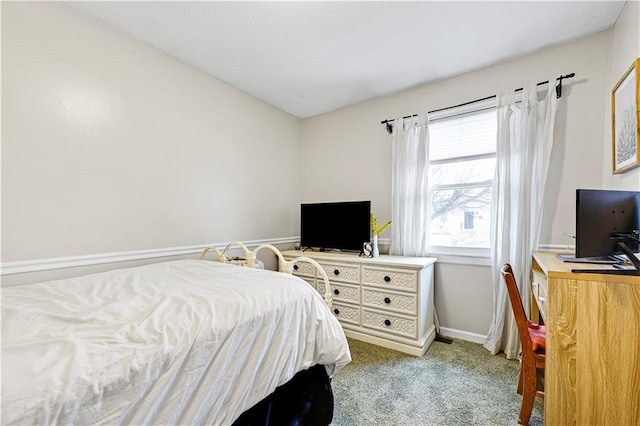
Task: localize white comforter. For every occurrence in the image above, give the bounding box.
[1,260,351,425]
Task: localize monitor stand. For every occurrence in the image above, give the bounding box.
[571,241,640,276]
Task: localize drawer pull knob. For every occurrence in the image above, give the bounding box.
[293,264,299,270]
[384,276,391,282]
[532,281,538,288]
[334,289,340,295]
[334,308,340,315]
[384,319,391,326]
[538,296,546,302]
[334,269,340,276]
[384,297,391,304]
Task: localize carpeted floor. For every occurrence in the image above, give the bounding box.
[331,338,543,426]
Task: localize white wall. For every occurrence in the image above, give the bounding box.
[602,0,640,190]
[1,3,302,268]
[301,31,612,338]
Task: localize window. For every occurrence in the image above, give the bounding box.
[428,102,497,251]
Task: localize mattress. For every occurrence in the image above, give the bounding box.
[1,259,351,425]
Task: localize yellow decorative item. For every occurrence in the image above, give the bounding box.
[371,214,391,258]
[371,214,391,236]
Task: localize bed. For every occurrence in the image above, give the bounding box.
[1,251,351,425]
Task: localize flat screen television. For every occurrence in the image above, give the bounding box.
[574,189,640,274]
[300,201,371,252]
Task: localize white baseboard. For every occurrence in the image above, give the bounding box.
[1,237,299,276]
[438,327,487,344]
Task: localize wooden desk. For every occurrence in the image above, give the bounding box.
[531,251,640,425]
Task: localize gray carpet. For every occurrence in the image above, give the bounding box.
[331,338,543,426]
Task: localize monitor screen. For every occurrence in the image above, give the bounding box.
[301,201,371,252]
[575,189,640,258]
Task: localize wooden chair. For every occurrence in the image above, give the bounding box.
[501,263,546,426]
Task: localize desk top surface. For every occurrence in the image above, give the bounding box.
[533,251,640,284]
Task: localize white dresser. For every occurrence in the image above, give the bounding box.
[281,250,437,356]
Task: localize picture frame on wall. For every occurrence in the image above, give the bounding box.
[611,57,640,174]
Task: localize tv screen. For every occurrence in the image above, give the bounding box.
[575,189,640,259]
[301,201,371,251]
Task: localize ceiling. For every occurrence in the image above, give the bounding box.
[67,1,626,119]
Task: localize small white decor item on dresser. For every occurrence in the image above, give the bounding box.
[361,241,373,258]
[372,235,380,258]
[371,214,391,258]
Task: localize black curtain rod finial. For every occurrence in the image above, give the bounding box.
[555,73,575,99]
[386,122,393,134]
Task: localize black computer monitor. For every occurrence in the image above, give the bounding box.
[574,189,640,274]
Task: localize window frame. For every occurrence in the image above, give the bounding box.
[427,99,497,259]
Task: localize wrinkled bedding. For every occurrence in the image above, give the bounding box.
[1,259,351,425]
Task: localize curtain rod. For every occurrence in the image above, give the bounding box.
[381,73,575,133]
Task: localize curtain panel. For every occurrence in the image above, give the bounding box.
[484,83,557,359]
[389,115,430,257]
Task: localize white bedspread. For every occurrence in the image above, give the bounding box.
[1,260,351,425]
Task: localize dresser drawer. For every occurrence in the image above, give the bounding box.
[299,277,316,291]
[331,302,360,325]
[362,308,417,339]
[362,288,417,315]
[291,260,317,277]
[297,277,332,298]
[320,262,360,284]
[330,282,360,304]
[362,267,418,292]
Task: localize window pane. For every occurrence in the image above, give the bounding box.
[429,110,497,161]
[430,157,496,186]
[430,187,492,248]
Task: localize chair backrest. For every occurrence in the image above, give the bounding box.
[501,264,533,351]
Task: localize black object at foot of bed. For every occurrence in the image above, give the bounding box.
[232,364,334,426]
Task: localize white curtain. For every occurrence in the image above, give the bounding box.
[389,114,430,257]
[484,83,557,359]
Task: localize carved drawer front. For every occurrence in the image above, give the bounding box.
[362,308,417,339]
[291,261,317,278]
[362,267,417,292]
[320,262,360,284]
[331,302,360,325]
[299,277,317,292]
[362,288,417,315]
[330,282,360,304]
[315,277,331,297]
